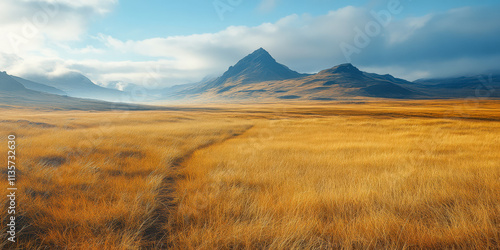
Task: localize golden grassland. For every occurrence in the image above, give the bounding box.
[0,110,252,249]
[1,99,500,249]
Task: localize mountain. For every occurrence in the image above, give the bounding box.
[0,71,27,92]
[180,48,307,95]
[163,48,420,101]
[199,63,419,100]
[0,71,160,110]
[214,47,305,85]
[22,72,125,102]
[11,75,67,95]
[413,75,500,98]
[5,47,495,103]
[310,63,418,98]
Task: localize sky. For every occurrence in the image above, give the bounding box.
[0,0,499,89]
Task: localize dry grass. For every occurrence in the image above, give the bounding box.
[0,110,251,249]
[169,100,500,249]
[0,100,499,249]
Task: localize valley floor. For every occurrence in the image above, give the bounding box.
[1,100,499,249]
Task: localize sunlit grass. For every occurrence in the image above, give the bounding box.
[0,110,251,249]
[0,100,499,249]
[169,102,500,249]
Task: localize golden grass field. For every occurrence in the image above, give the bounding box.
[1,100,499,249]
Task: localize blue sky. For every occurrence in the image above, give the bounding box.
[87,0,500,39]
[0,0,499,87]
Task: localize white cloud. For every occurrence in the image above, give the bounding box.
[57,44,106,55]
[93,6,369,82]
[0,0,117,55]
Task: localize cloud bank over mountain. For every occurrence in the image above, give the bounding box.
[0,1,499,88]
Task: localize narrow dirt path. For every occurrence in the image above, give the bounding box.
[143,124,255,248]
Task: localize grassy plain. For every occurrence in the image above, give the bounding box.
[1,100,499,249]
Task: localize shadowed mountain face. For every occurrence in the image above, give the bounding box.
[0,71,27,92]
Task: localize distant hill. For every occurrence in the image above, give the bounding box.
[22,72,126,102]
[413,75,500,98]
[164,48,420,101]
[0,71,160,110]
[11,75,67,95]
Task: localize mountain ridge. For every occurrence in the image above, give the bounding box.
[0,71,165,110]
[412,74,500,98]
[3,48,499,105]
[165,48,420,101]
[22,72,125,101]
[11,75,67,95]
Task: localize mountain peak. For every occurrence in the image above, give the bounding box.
[252,47,271,56]
[212,48,304,86]
[237,47,276,66]
[320,63,363,75]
